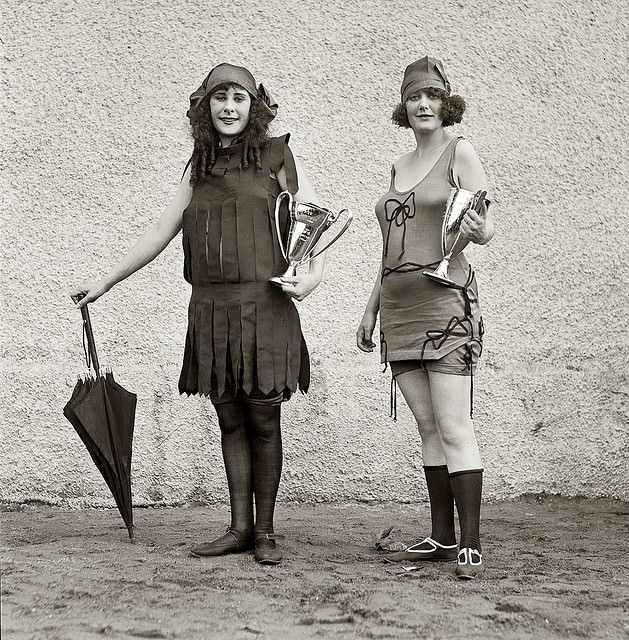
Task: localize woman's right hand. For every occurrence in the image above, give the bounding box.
[356,310,377,352]
[70,279,111,308]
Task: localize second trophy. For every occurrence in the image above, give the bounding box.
[270,191,352,287]
[423,187,489,288]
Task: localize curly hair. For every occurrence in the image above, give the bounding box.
[188,83,272,186]
[391,88,466,128]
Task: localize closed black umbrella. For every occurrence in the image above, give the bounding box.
[64,296,137,539]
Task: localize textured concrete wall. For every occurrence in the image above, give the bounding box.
[2,0,627,507]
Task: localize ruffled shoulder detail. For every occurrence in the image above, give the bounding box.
[268,134,299,194]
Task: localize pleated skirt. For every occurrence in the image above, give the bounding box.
[178,281,309,400]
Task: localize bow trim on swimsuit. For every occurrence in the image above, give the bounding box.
[383,193,416,259]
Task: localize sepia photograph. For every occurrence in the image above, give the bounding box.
[1,0,627,638]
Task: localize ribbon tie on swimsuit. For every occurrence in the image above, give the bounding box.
[423,316,473,353]
[384,193,416,259]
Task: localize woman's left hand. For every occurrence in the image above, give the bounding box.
[279,272,321,301]
[460,204,490,244]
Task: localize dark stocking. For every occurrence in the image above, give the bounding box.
[424,465,456,545]
[246,402,282,535]
[449,469,483,551]
[214,400,254,536]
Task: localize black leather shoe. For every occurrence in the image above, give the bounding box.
[254,533,283,565]
[190,529,253,558]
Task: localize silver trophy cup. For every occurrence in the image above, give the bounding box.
[270,191,353,286]
[423,188,488,288]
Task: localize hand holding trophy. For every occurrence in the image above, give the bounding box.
[270,191,353,287]
[423,187,489,288]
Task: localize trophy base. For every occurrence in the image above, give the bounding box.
[269,276,296,288]
[422,270,460,289]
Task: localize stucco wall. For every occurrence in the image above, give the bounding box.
[2,0,627,507]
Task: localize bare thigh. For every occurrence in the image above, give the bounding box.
[393,367,435,427]
[428,371,481,471]
[427,371,472,427]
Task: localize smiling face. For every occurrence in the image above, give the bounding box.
[405,89,444,132]
[209,83,252,146]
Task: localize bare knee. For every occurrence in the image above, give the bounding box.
[438,420,475,450]
[416,416,439,441]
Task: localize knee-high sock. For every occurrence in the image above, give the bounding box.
[424,465,456,545]
[246,403,282,535]
[449,469,483,552]
[214,400,254,535]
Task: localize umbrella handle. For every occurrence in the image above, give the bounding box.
[71,294,100,374]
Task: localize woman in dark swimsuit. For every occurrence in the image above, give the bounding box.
[73,63,324,565]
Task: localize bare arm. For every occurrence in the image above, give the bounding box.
[356,266,381,352]
[276,155,326,301]
[452,139,495,245]
[72,164,193,307]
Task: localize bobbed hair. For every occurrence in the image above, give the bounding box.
[188,82,272,186]
[391,87,466,128]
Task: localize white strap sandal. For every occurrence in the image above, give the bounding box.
[406,537,458,555]
[384,536,458,563]
[456,547,485,579]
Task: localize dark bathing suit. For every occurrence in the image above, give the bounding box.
[178,135,309,405]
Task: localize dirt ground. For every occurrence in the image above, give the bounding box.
[1,495,628,640]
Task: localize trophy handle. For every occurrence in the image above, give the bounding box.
[301,209,353,264]
[274,190,294,262]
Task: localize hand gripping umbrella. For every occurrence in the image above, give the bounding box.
[64,295,137,539]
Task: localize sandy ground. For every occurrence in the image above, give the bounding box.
[1,495,628,640]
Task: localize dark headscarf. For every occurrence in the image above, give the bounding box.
[401,56,451,103]
[186,63,277,123]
